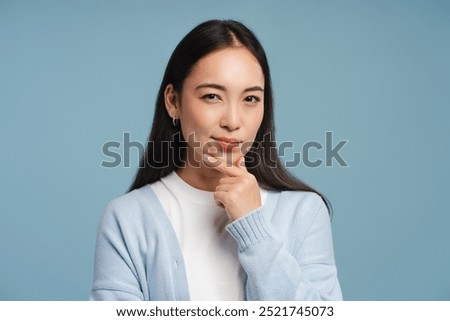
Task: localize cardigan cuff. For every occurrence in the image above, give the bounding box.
[226,207,272,251]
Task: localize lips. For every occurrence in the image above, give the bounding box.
[216,136,241,143]
[212,137,241,152]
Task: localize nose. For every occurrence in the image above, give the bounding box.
[219,103,241,131]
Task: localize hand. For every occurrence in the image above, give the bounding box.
[203,154,262,221]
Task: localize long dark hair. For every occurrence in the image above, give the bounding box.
[129,19,332,215]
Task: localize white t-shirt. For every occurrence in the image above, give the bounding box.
[151,171,268,301]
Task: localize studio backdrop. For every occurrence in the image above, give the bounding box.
[0,0,449,300]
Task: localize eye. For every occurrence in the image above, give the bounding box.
[244,95,261,103]
[202,94,220,101]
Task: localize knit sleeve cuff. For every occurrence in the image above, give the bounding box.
[225,207,273,251]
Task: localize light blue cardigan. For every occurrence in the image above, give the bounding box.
[90,184,342,300]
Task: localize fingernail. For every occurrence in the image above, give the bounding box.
[203,154,213,162]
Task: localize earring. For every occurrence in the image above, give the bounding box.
[172,117,178,126]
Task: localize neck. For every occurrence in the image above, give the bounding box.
[176,164,224,192]
[175,149,226,191]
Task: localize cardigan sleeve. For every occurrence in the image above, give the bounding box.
[226,195,342,301]
[89,201,144,301]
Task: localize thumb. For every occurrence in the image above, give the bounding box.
[236,155,247,171]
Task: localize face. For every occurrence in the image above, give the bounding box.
[171,47,265,168]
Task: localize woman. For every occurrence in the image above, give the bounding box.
[90,19,342,301]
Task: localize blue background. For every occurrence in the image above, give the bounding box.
[1,0,449,300]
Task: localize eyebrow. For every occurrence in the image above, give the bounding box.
[195,83,264,93]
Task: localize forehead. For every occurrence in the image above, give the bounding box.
[185,47,264,88]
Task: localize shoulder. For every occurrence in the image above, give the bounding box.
[265,190,330,232]
[272,190,328,217]
[104,185,148,212]
[100,184,159,227]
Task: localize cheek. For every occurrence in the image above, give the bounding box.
[250,107,264,134]
[257,109,264,126]
[180,107,214,141]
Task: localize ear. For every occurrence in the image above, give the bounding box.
[164,84,180,119]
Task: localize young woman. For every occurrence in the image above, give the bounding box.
[90,19,342,301]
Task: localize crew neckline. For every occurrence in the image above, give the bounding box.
[159,170,268,206]
[160,171,216,205]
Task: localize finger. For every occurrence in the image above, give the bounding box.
[236,155,248,172]
[203,154,245,177]
[214,191,228,206]
[218,177,240,186]
[215,183,234,192]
